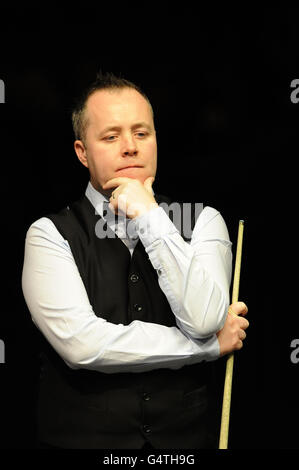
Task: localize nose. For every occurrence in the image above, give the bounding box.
[122,134,138,157]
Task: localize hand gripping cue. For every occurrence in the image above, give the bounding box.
[218,220,245,449]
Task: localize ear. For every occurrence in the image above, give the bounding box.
[74,140,89,168]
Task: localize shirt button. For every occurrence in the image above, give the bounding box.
[130,273,139,283]
[143,425,152,434]
[142,393,151,401]
[134,304,143,312]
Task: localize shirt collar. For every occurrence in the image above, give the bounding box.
[85,180,122,221]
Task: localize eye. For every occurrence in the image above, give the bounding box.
[136,131,148,138]
[104,135,117,141]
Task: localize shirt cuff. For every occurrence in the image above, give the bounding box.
[190,334,220,363]
[134,206,179,248]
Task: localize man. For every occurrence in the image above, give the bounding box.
[22,72,249,449]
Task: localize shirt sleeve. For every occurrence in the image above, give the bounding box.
[21,217,220,374]
[134,205,232,339]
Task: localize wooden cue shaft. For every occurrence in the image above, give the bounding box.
[218,220,245,449]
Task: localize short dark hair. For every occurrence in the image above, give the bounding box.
[71,71,154,144]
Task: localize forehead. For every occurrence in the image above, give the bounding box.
[85,88,152,128]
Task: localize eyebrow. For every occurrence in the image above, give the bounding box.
[100,122,152,136]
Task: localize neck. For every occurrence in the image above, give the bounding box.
[90,179,112,199]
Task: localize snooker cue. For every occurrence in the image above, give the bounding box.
[218,220,245,449]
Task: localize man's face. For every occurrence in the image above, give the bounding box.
[75,88,157,195]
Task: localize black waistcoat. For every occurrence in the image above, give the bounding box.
[37,193,211,449]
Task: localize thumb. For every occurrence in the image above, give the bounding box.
[144,176,155,193]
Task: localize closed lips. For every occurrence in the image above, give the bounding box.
[117,165,143,170]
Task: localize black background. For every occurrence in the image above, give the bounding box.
[0,6,298,454]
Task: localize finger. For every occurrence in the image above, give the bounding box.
[236,315,249,330]
[228,310,249,329]
[229,301,248,316]
[110,190,118,201]
[103,177,133,190]
[108,202,117,214]
[143,176,155,193]
[239,329,247,340]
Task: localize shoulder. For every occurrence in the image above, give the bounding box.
[25,194,89,242]
[25,216,69,247]
[195,205,221,228]
[193,206,231,244]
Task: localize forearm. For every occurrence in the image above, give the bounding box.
[135,206,232,338]
[22,218,220,374]
[49,318,220,374]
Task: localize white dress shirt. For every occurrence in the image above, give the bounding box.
[22,182,232,374]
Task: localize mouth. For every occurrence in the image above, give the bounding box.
[116,165,143,171]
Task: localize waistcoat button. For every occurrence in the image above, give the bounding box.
[134,304,142,312]
[143,393,151,401]
[130,273,139,283]
[143,425,152,434]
